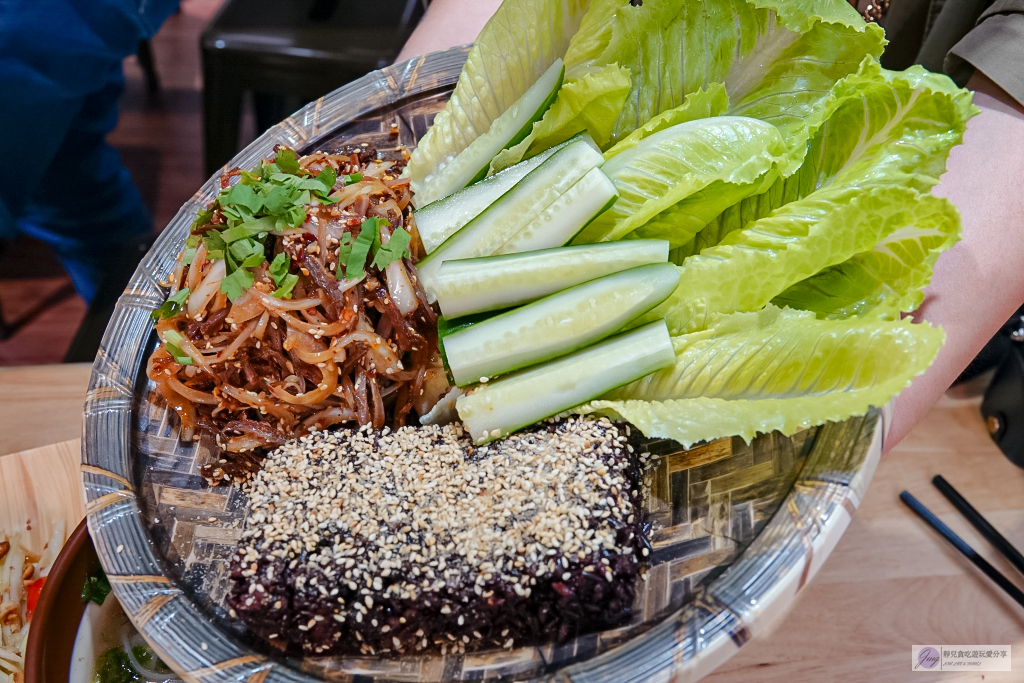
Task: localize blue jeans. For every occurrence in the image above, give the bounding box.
[0,0,179,303]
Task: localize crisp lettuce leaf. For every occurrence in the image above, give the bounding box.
[601,59,974,444]
[611,306,943,400]
[566,0,880,145]
[809,61,978,193]
[667,176,790,259]
[488,63,631,173]
[629,172,779,248]
[602,84,730,159]
[724,21,884,175]
[669,154,818,260]
[578,305,943,446]
[771,199,960,319]
[580,392,885,448]
[648,185,954,335]
[501,0,885,248]
[670,60,977,260]
[749,0,866,32]
[488,0,881,172]
[405,0,589,203]
[575,116,786,243]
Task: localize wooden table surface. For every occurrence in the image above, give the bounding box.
[0,362,92,455]
[2,364,1022,681]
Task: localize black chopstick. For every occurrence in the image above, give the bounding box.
[899,491,1024,609]
[932,475,1024,577]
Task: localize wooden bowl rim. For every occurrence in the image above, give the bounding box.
[24,518,95,683]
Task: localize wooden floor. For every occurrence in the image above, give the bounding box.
[0,0,222,366]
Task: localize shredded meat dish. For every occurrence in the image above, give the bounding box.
[147,145,449,483]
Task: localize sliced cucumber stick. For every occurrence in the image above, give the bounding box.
[494,167,618,255]
[411,59,565,207]
[457,320,675,443]
[417,135,605,301]
[435,240,670,318]
[413,134,596,254]
[443,263,680,386]
[436,311,500,383]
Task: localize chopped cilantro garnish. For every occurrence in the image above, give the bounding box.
[372,220,383,258]
[202,230,227,259]
[269,252,290,285]
[335,232,354,280]
[269,174,327,193]
[333,218,409,279]
[221,267,254,301]
[273,273,299,299]
[220,182,263,213]
[165,342,193,366]
[372,227,412,269]
[150,287,190,321]
[239,169,262,185]
[343,218,381,281]
[261,183,302,213]
[284,203,306,227]
[220,216,274,244]
[260,161,280,179]
[228,238,266,272]
[196,148,361,302]
[268,252,299,299]
[82,567,112,606]
[317,166,337,193]
[182,235,200,266]
[275,147,301,175]
[191,208,213,230]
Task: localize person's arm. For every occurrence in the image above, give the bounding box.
[395,0,502,62]
[885,72,1024,450]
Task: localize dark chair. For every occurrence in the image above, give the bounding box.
[137,39,161,93]
[201,0,426,175]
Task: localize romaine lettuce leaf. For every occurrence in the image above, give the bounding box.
[670,60,977,260]
[574,116,786,243]
[808,61,979,193]
[749,0,867,32]
[602,84,730,159]
[772,202,960,319]
[648,185,955,335]
[405,0,590,203]
[666,178,779,259]
[612,306,943,400]
[488,63,631,173]
[578,305,943,446]
[580,391,885,448]
[724,21,884,176]
[487,0,881,172]
[629,171,779,248]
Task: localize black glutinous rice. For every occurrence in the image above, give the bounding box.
[227,416,649,656]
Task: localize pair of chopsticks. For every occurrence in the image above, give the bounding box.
[900,475,1024,608]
